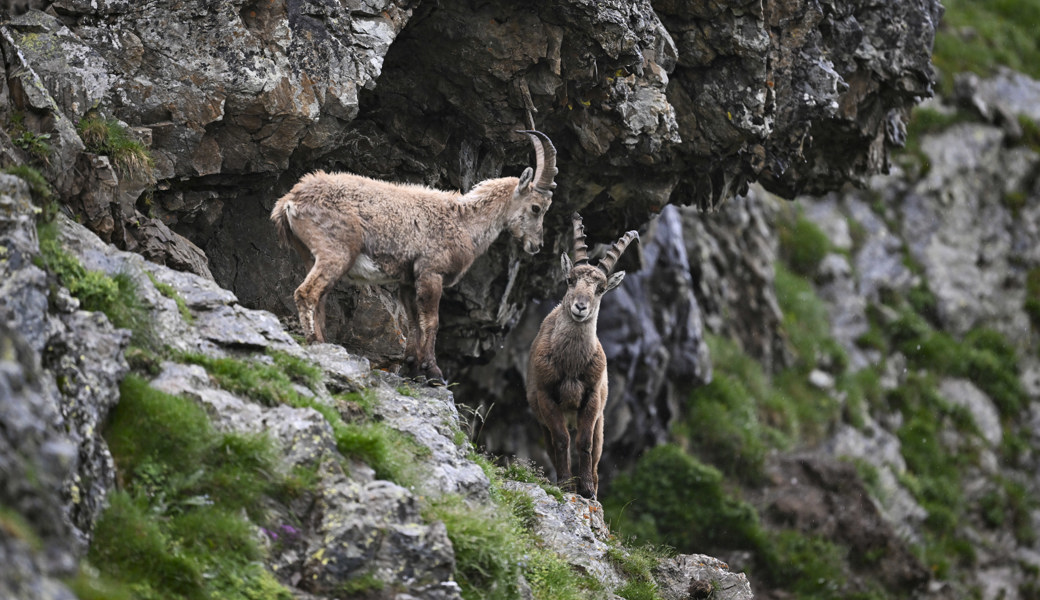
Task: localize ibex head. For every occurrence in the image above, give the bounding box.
[508,130,558,254]
[560,213,638,324]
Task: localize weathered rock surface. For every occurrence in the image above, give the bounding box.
[0,0,941,380]
[793,69,1040,600]
[1,173,129,599]
[753,455,930,597]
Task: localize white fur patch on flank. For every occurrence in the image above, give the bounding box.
[347,253,394,284]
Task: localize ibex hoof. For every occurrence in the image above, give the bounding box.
[578,488,597,500]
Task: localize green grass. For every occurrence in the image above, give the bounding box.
[884,308,1026,418]
[607,544,670,600]
[932,0,1040,95]
[775,263,848,373]
[777,210,831,278]
[173,349,322,407]
[7,112,52,165]
[77,112,155,181]
[89,375,292,600]
[602,444,764,553]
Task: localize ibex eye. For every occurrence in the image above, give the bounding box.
[531,204,541,214]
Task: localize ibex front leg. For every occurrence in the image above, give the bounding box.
[414,272,445,385]
[575,391,606,499]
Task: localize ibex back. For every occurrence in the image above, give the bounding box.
[272,131,558,385]
[527,213,638,498]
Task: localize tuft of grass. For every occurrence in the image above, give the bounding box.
[777,211,832,278]
[502,458,566,502]
[7,112,52,166]
[932,0,1040,95]
[2,164,58,220]
[426,494,525,600]
[758,530,851,599]
[77,112,155,181]
[775,263,849,373]
[608,544,670,600]
[173,350,322,406]
[885,307,1026,418]
[602,444,764,553]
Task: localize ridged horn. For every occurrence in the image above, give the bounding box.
[597,230,639,276]
[516,129,558,193]
[572,213,589,266]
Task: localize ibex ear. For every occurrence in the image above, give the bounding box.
[605,271,626,292]
[561,253,572,274]
[518,167,534,192]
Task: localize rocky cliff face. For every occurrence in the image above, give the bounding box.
[0,0,940,374]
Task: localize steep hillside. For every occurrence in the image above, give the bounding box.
[0,1,951,599]
[1,176,757,599]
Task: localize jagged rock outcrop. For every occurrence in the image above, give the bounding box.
[0,0,941,381]
[1,174,130,598]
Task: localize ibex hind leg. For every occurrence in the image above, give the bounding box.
[294,255,355,344]
[398,286,422,379]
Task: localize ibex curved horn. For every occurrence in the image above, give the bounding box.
[517,130,558,193]
[597,230,639,276]
[572,213,589,266]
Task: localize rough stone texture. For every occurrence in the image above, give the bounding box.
[754,455,930,597]
[684,186,790,371]
[939,378,1003,448]
[901,122,1037,343]
[0,174,128,599]
[504,482,624,589]
[0,0,942,379]
[371,376,492,502]
[655,554,754,600]
[793,70,1040,600]
[824,416,927,546]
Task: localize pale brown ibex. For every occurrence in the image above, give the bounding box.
[526,213,638,499]
[271,131,558,385]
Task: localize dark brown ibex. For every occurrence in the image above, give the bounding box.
[526,213,638,498]
[271,131,558,385]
